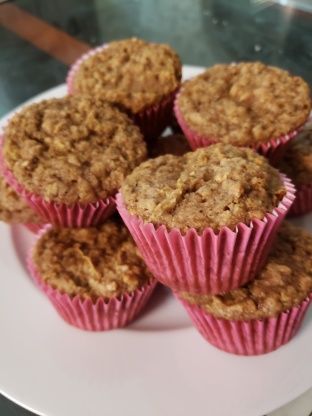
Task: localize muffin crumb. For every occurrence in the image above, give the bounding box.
[122,143,286,232]
[177,62,311,145]
[4,95,146,205]
[72,38,182,113]
[33,221,152,300]
[0,175,41,224]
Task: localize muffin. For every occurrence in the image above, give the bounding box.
[28,220,157,331]
[278,127,312,216]
[175,62,311,162]
[0,174,43,232]
[149,133,191,157]
[178,222,312,355]
[67,38,182,141]
[1,95,146,227]
[117,144,295,294]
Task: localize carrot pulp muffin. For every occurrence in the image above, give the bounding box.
[0,175,41,225]
[70,38,182,115]
[175,62,311,147]
[180,222,312,320]
[121,143,286,233]
[178,222,312,355]
[32,221,153,300]
[29,220,156,330]
[117,143,294,295]
[3,95,146,206]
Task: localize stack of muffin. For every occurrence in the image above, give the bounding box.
[0,38,311,355]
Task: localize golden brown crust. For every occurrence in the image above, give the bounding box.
[0,175,41,223]
[72,38,182,113]
[278,127,312,185]
[150,134,191,157]
[121,144,286,232]
[181,223,312,320]
[177,62,311,145]
[33,220,152,300]
[3,96,146,205]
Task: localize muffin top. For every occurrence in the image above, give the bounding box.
[150,133,191,157]
[181,222,312,320]
[177,62,311,145]
[278,128,312,186]
[3,95,146,205]
[72,38,182,113]
[121,143,286,232]
[32,220,152,300]
[0,175,41,224]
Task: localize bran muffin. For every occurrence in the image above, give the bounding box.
[29,220,156,330]
[0,174,41,225]
[117,144,295,295]
[150,133,191,158]
[69,38,181,114]
[67,38,182,140]
[278,128,312,215]
[178,222,312,355]
[121,144,286,233]
[2,95,146,226]
[175,62,311,158]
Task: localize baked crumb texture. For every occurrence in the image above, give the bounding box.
[0,175,41,223]
[33,221,152,300]
[278,128,312,185]
[72,38,182,114]
[177,62,311,145]
[3,96,146,205]
[122,143,286,232]
[181,222,312,320]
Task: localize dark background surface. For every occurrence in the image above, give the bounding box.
[0,0,312,414]
[1,0,312,118]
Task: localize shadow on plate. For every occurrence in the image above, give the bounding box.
[129,285,192,332]
[10,224,37,283]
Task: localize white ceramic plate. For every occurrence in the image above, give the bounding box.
[0,65,311,416]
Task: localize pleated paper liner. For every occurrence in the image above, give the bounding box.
[23,223,45,234]
[0,141,116,228]
[27,226,157,331]
[288,183,312,216]
[177,295,312,356]
[174,96,300,164]
[116,175,295,295]
[66,44,178,142]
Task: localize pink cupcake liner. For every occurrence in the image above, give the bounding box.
[0,141,116,228]
[66,44,178,142]
[288,183,312,216]
[177,294,312,355]
[27,226,157,331]
[116,175,295,295]
[132,89,178,143]
[174,95,299,164]
[24,223,46,234]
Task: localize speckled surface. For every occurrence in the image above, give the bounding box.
[0,0,311,415]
